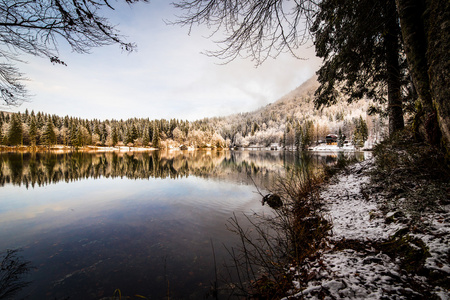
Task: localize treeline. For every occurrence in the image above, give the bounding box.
[0,110,227,149]
[0,79,384,150]
[0,109,375,151]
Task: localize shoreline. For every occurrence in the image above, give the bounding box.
[0,144,371,154]
[0,145,198,153]
[284,158,450,299]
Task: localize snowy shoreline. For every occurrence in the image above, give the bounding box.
[284,159,450,299]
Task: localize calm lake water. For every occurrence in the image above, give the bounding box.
[0,150,362,299]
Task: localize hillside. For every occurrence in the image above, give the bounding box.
[205,76,385,148]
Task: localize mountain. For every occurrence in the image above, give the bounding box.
[203,76,384,147]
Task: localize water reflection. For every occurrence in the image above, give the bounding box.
[0,150,365,188]
[0,150,366,299]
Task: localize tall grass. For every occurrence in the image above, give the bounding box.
[0,249,33,300]
[224,153,332,298]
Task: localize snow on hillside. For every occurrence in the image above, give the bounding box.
[205,76,386,148]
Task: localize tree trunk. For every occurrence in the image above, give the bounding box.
[396,0,449,151]
[425,0,450,151]
[385,0,404,135]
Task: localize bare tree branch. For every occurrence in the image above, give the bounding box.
[0,0,147,106]
[171,0,318,65]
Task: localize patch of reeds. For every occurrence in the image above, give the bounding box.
[224,153,332,298]
[0,249,33,300]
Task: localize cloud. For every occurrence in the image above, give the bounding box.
[13,2,321,121]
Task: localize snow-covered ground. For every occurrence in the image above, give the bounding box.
[284,159,450,299]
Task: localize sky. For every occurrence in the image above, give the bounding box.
[8,1,321,121]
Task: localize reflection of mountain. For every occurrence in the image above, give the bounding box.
[0,150,347,187]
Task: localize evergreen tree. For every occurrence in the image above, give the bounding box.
[353,116,368,148]
[101,123,108,145]
[76,126,84,147]
[69,123,78,147]
[23,109,29,123]
[36,112,45,130]
[142,126,150,146]
[111,125,118,146]
[42,117,57,147]
[359,116,368,144]
[312,0,405,135]
[152,123,160,148]
[126,124,138,145]
[94,122,101,137]
[63,115,70,128]
[28,115,38,146]
[7,114,23,146]
[84,123,92,145]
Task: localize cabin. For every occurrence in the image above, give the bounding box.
[326,134,338,145]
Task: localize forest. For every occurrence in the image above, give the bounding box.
[0,77,379,151]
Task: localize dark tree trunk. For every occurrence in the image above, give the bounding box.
[425,0,450,150]
[396,0,449,151]
[395,0,432,109]
[384,0,404,135]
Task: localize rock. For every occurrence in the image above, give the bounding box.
[262,193,283,209]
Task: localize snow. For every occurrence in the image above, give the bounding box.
[411,209,450,275]
[309,144,356,152]
[283,159,450,300]
[322,160,403,241]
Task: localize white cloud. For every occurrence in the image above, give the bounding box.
[13,1,321,121]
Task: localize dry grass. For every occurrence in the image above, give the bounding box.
[224,154,333,298]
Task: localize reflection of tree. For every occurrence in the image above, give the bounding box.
[7,153,23,184]
[0,151,345,187]
[0,249,32,299]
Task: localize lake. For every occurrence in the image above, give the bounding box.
[0,150,360,299]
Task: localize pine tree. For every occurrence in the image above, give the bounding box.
[152,123,160,148]
[28,115,38,146]
[126,124,138,145]
[111,125,118,146]
[101,123,108,145]
[352,116,368,148]
[7,114,23,146]
[69,123,78,147]
[76,126,84,147]
[142,125,150,146]
[313,0,405,135]
[42,117,57,147]
[94,122,101,137]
